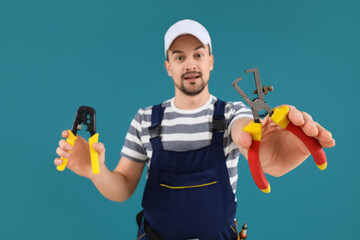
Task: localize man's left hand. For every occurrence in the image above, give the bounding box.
[233,105,335,177]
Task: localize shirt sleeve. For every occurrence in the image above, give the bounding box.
[223,101,253,156]
[227,101,253,132]
[120,108,148,163]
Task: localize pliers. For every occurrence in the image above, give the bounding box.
[232,68,327,193]
[56,106,100,175]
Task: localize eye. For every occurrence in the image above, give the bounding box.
[175,56,184,62]
[196,53,203,58]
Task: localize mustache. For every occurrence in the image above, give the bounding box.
[181,71,202,79]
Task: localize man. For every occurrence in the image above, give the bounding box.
[54,19,335,240]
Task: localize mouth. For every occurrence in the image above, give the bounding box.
[183,72,201,81]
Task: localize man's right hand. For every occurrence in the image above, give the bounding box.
[54,130,145,202]
[54,130,106,179]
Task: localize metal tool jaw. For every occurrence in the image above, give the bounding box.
[232,68,274,122]
[71,106,96,136]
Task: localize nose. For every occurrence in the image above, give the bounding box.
[185,58,197,72]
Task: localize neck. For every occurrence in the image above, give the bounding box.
[173,86,210,110]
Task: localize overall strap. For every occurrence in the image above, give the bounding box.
[211,99,226,146]
[149,104,165,152]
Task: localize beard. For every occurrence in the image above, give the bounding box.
[174,72,209,96]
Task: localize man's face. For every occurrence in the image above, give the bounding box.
[165,34,214,96]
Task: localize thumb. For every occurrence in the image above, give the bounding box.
[93,142,106,163]
[237,131,253,150]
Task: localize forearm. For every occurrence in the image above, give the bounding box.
[90,164,134,203]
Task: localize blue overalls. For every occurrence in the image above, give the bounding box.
[137,99,238,240]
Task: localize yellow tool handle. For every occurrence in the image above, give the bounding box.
[89,133,100,175]
[57,130,77,171]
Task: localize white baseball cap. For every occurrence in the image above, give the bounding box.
[164,19,212,58]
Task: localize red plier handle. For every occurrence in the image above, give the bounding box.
[243,106,327,193]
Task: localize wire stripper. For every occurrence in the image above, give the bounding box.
[232,68,327,193]
[56,106,100,175]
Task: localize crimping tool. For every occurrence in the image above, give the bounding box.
[56,106,100,175]
[232,68,327,193]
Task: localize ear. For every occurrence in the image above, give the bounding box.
[164,60,172,77]
[209,54,214,71]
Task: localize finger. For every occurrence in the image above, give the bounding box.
[287,105,305,126]
[319,138,336,148]
[93,142,106,164]
[300,112,318,137]
[54,158,63,166]
[93,142,106,155]
[56,147,70,159]
[59,139,72,151]
[314,122,334,143]
[62,130,69,138]
[238,132,253,150]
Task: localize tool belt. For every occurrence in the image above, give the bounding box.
[136,210,163,240]
[136,211,247,240]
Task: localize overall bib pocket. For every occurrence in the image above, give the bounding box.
[159,166,218,238]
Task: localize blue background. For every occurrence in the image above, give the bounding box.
[0,0,358,239]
